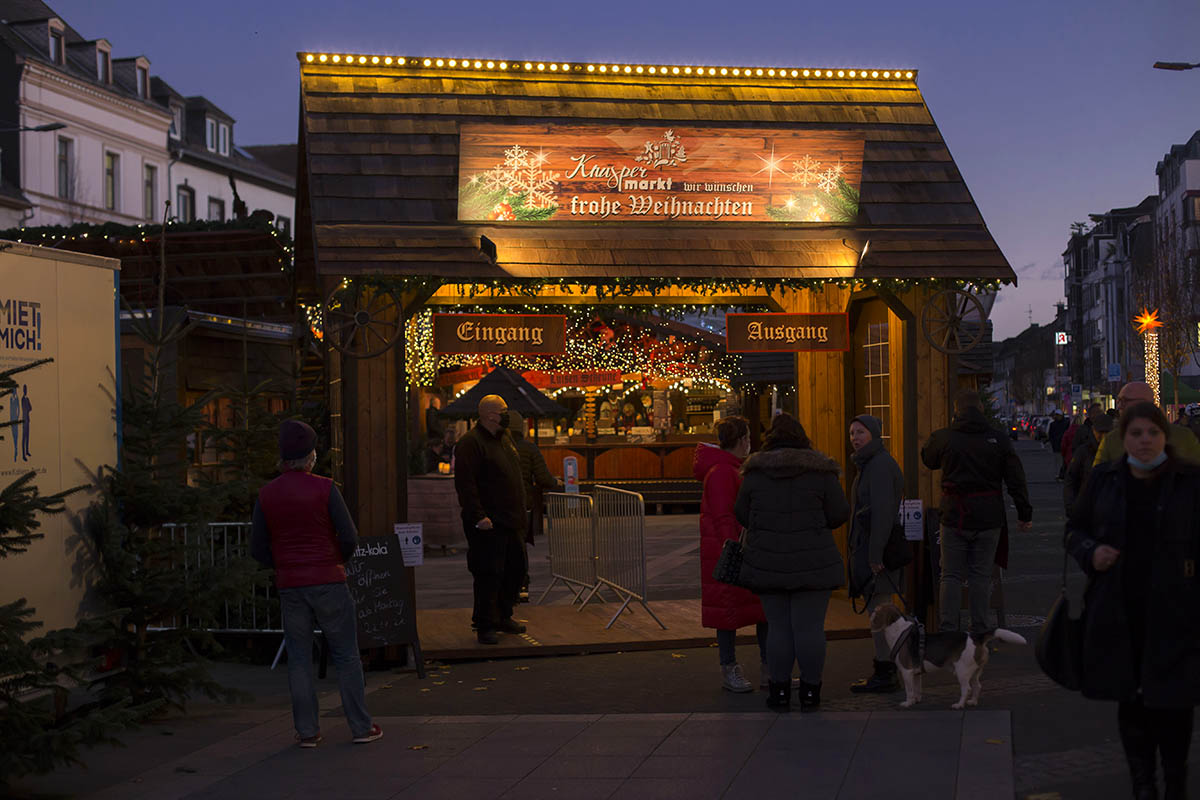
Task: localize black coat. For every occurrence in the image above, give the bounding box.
[1065,456,1200,708]
[1063,427,1100,511]
[734,445,850,593]
[921,406,1032,531]
[848,439,905,595]
[453,424,527,531]
[1048,418,1070,451]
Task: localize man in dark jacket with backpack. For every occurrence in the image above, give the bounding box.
[922,390,1033,633]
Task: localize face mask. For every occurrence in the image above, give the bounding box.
[498,411,510,429]
[1127,450,1167,471]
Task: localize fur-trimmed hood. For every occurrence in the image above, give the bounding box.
[741,446,841,478]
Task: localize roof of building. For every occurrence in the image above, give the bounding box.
[295,52,1015,284]
[1156,129,1200,175]
[243,144,297,180]
[0,1,163,110]
[0,219,295,320]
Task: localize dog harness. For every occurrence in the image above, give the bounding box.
[890,618,927,673]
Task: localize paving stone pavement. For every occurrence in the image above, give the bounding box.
[106,710,1013,800]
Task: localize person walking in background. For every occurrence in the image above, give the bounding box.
[453,394,528,645]
[846,414,905,695]
[1064,408,1112,512]
[1095,381,1200,466]
[1060,412,1084,476]
[1048,410,1069,480]
[250,420,382,748]
[735,413,849,712]
[1066,401,1198,800]
[508,411,562,603]
[694,416,767,694]
[922,390,1032,633]
[425,394,446,442]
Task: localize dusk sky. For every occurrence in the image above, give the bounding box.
[52,0,1200,340]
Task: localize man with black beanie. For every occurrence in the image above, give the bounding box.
[453,394,528,644]
[251,420,381,747]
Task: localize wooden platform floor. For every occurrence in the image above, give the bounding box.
[415,595,870,660]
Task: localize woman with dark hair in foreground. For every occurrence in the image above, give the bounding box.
[1066,401,1199,799]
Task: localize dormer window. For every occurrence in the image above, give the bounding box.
[48,19,65,65]
[218,123,229,156]
[206,118,216,151]
[49,30,64,64]
[97,46,111,83]
[136,65,148,98]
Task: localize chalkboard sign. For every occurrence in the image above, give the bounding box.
[344,536,423,671]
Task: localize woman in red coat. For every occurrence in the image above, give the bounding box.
[694,416,767,693]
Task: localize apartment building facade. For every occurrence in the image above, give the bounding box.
[0,1,293,230]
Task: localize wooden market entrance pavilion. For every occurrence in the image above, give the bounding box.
[293,51,1017,643]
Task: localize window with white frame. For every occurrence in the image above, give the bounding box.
[169,105,182,139]
[205,118,216,152]
[104,151,120,211]
[176,185,194,222]
[136,66,148,98]
[207,197,224,221]
[217,123,229,156]
[143,164,157,221]
[49,30,64,64]
[56,136,73,200]
[97,47,111,83]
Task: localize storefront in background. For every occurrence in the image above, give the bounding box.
[294,53,1015,603]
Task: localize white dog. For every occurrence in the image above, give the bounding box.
[869,603,1027,710]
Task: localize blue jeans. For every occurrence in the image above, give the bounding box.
[280,583,373,738]
[938,526,1000,633]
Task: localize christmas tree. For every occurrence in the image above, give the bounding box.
[0,360,144,788]
[84,308,259,711]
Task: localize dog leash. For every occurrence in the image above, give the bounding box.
[876,569,926,671]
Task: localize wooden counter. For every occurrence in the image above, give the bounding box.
[535,438,712,505]
[407,475,463,552]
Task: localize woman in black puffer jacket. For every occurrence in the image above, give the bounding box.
[1066,402,1200,800]
[735,413,850,712]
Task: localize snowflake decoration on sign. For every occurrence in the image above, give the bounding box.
[817,167,840,194]
[791,155,822,187]
[477,144,560,208]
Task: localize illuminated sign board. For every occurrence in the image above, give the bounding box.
[432,314,566,355]
[1055,332,1069,345]
[725,313,850,352]
[458,124,864,223]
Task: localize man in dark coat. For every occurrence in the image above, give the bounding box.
[453,394,528,644]
[1048,411,1069,480]
[1063,410,1111,511]
[508,411,561,602]
[921,389,1032,633]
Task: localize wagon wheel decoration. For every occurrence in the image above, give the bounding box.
[920,288,988,355]
[322,279,404,358]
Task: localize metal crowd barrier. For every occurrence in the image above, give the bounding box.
[593,486,665,630]
[152,522,280,632]
[537,493,604,608]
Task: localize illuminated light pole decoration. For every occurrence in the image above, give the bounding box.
[1133,308,1163,406]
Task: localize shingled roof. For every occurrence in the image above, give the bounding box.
[296,54,1014,284]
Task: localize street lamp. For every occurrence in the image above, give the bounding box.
[0,122,67,133]
[1153,61,1200,71]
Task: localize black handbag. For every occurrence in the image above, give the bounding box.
[713,530,750,587]
[882,520,913,571]
[1035,536,1084,691]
